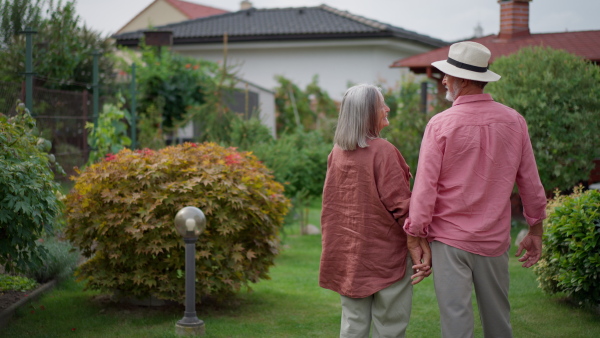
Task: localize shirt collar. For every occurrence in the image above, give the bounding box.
[452,93,494,107]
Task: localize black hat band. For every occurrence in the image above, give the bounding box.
[447,57,488,73]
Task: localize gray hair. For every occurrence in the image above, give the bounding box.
[334,84,382,151]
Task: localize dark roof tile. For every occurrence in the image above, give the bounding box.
[114,5,447,47]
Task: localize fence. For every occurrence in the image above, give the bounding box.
[0,79,118,180]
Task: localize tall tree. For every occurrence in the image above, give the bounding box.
[0,0,115,89]
[0,0,44,46]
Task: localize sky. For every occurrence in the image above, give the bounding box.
[74,0,600,42]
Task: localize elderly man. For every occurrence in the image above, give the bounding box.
[404,41,547,338]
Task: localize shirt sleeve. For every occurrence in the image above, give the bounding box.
[515,118,547,226]
[375,146,411,225]
[404,122,443,237]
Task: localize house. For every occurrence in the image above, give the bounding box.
[113,3,448,102]
[116,0,229,34]
[390,0,600,92]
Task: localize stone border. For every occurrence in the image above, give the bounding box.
[0,279,57,328]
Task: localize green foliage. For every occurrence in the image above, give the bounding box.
[0,103,63,273]
[229,117,274,150]
[65,143,290,302]
[24,236,80,283]
[249,130,331,230]
[85,96,131,165]
[0,0,43,46]
[0,274,37,292]
[0,0,115,90]
[383,76,443,177]
[274,75,338,139]
[487,47,600,191]
[252,131,330,200]
[534,187,600,306]
[136,98,165,150]
[117,43,240,146]
[188,101,238,145]
[131,43,214,130]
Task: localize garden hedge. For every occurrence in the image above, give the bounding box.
[534,187,600,306]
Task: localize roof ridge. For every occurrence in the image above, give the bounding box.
[318,4,388,31]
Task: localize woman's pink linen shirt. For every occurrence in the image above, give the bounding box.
[319,138,411,298]
[403,94,546,257]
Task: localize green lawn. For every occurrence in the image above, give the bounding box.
[3,210,599,337]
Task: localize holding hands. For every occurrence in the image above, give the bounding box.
[407,235,432,284]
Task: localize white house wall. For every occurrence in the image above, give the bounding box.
[174,38,432,101]
[118,0,188,34]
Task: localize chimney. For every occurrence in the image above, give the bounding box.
[497,0,532,40]
[240,1,253,10]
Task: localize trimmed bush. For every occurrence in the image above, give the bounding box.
[65,143,290,302]
[487,47,600,191]
[534,187,600,306]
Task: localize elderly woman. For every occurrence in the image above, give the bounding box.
[319,84,431,337]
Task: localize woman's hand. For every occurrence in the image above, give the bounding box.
[407,235,432,285]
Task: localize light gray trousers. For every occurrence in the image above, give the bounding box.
[431,241,512,338]
[339,258,413,338]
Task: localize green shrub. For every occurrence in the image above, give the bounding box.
[65,143,290,302]
[229,117,274,150]
[136,98,166,150]
[0,103,63,273]
[534,186,600,306]
[0,274,37,292]
[382,75,449,179]
[129,43,216,131]
[86,97,131,165]
[274,75,338,138]
[487,47,600,191]
[24,237,80,283]
[252,130,330,199]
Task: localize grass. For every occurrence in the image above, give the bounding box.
[3,211,599,337]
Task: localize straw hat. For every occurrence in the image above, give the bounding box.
[432,41,501,82]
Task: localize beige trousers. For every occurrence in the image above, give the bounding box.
[339,258,413,338]
[431,241,512,338]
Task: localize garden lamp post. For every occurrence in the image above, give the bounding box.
[174,206,206,336]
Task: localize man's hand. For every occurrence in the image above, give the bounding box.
[515,234,542,268]
[407,235,432,285]
[515,221,543,268]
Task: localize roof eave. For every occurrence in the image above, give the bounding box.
[116,31,407,47]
